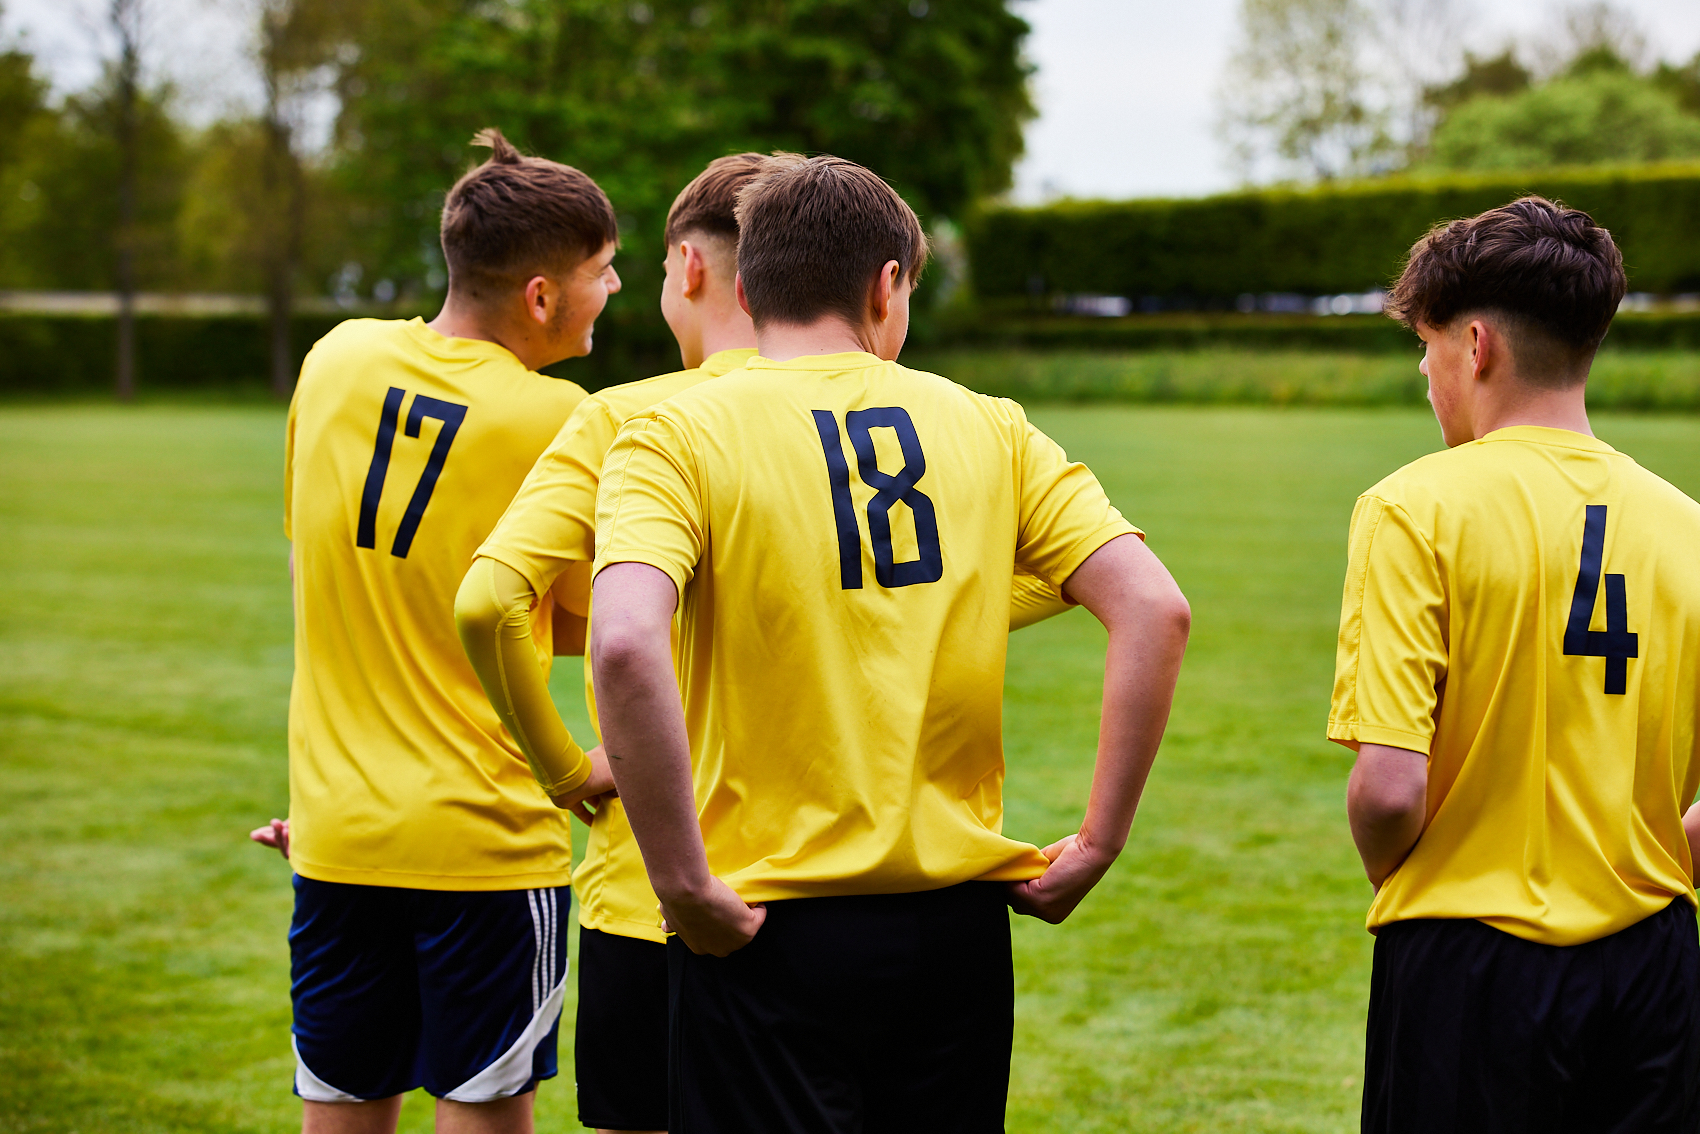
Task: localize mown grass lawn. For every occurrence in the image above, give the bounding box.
[3,402,1698,1133]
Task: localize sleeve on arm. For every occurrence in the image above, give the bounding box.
[455,556,591,797]
[1328,494,1448,753]
[592,412,705,596]
[1008,571,1075,631]
[476,398,619,600]
[283,393,298,541]
[1012,417,1142,588]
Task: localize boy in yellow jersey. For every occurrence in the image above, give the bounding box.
[458,153,1077,1134]
[1331,197,1700,1132]
[586,154,1191,1132]
[250,130,617,1134]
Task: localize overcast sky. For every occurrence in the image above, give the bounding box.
[6,0,1700,202]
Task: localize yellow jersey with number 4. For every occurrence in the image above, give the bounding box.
[1329,426,1700,945]
[594,351,1139,903]
[286,317,587,891]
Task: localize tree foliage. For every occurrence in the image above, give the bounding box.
[318,0,1033,311]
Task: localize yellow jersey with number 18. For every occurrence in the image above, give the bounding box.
[594,351,1140,903]
[286,317,588,891]
[1329,426,1700,946]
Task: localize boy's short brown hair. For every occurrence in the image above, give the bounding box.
[664,153,767,250]
[1387,196,1627,385]
[734,154,929,328]
[440,128,618,303]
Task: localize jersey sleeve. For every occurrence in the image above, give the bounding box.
[283,390,298,541]
[1328,494,1448,753]
[1008,571,1074,631]
[1011,417,1142,588]
[593,410,706,595]
[477,396,622,600]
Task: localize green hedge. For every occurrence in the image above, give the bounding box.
[924,309,1700,353]
[968,163,1700,301]
[0,310,679,396]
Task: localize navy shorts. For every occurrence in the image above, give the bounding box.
[1363,897,1700,1134]
[575,927,669,1131]
[667,881,1013,1134]
[289,875,569,1103]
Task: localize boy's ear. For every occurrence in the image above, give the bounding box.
[869,260,900,323]
[735,273,752,318]
[522,274,553,326]
[680,241,707,300]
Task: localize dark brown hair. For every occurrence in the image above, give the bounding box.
[664,152,767,249]
[439,128,618,303]
[734,153,929,328]
[1387,196,1627,384]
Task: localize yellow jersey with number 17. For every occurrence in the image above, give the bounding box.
[286,317,588,891]
[1329,426,1700,946]
[594,351,1140,903]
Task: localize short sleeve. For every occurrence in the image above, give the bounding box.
[1012,417,1142,587]
[1328,494,1448,753]
[477,397,621,599]
[283,390,298,540]
[593,410,705,597]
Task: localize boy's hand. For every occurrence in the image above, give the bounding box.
[1006,832,1116,924]
[249,818,290,860]
[550,745,617,824]
[659,877,767,957]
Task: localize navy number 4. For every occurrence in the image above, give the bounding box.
[812,407,943,589]
[356,387,468,558]
[1563,504,1639,695]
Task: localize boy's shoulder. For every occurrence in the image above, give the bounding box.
[587,365,721,424]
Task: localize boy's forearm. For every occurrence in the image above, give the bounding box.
[455,556,590,795]
[590,564,710,902]
[1080,598,1189,857]
[1346,745,1429,886]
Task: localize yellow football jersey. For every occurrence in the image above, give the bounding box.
[1329,426,1700,945]
[594,351,1139,903]
[285,317,588,890]
[479,347,755,940]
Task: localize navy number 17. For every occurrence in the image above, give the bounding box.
[356,387,468,558]
[812,407,943,590]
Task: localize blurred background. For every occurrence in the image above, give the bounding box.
[1,0,1698,401]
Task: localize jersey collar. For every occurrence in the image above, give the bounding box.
[701,347,759,377]
[1478,426,1616,454]
[745,351,885,371]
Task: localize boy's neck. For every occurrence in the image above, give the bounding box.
[754,318,880,363]
[1467,382,1593,442]
[428,294,532,370]
[684,303,758,369]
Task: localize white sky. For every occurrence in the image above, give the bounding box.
[6,0,1700,201]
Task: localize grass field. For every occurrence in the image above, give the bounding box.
[4,402,1700,1132]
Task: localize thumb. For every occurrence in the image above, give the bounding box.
[1039,833,1078,863]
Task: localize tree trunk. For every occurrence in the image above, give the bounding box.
[113,0,139,401]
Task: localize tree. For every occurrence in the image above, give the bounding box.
[1217,0,1394,182]
[1423,69,1700,171]
[315,0,1034,318]
[111,0,142,400]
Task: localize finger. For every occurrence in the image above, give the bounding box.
[569,801,594,824]
[249,828,275,845]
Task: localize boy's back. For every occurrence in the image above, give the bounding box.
[1333,426,1700,943]
[597,351,1135,899]
[287,315,586,886]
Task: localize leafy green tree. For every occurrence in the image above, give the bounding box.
[317,0,1033,318]
[1423,68,1700,171]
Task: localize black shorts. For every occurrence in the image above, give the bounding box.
[1363,897,1700,1134]
[667,881,1013,1134]
[576,927,669,1131]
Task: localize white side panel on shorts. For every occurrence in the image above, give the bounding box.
[442,970,568,1103]
[293,1034,363,1103]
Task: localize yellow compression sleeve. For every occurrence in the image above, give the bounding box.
[455,556,591,798]
[1010,572,1077,631]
